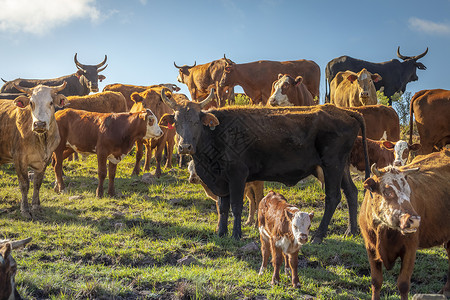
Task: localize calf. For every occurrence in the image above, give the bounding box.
[268,74,315,106]
[53,108,163,197]
[359,150,450,300]
[65,91,128,113]
[258,191,314,287]
[188,160,264,226]
[0,237,32,300]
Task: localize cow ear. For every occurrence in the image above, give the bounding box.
[371,73,382,83]
[294,76,303,86]
[278,73,284,80]
[409,143,421,152]
[285,210,294,222]
[98,75,106,82]
[76,69,85,78]
[201,113,220,128]
[347,74,358,83]
[144,109,155,125]
[131,92,143,103]
[363,178,378,192]
[54,94,67,108]
[159,113,175,128]
[14,95,30,108]
[0,243,11,264]
[382,140,395,150]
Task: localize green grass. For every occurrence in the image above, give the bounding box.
[0,153,447,299]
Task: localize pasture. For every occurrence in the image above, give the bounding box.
[0,147,447,299]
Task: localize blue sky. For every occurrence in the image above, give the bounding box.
[0,0,449,103]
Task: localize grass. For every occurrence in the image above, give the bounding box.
[0,150,448,299]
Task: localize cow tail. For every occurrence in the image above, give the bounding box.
[349,111,370,180]
[408,90,426,145]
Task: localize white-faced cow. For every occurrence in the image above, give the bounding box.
[0,83,67,218]
[268,74,315,107]
[359,150,450,300]
[1,53,107,96]
[159,88,369,243]
[326,47,428,103]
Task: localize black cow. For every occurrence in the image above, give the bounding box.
[1,53,107,96]
[325,47,428,103]
[159,89,370,243]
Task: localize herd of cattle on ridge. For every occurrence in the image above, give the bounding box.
[0,48,449,299]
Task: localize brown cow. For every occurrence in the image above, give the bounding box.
[174,58,234,107]
[0,237,32,300]
[268,74,315,107]
[359,150,450,300]
[129,87,176,177]
[258,191,314,288]
[64,91,128,113]
[409,89,450,154]
[220,55,320,105]
[346,105,400,141]
[0,83,67,218]
[188,160,264,226]
[330,68,382,107]
[53,108,163,197]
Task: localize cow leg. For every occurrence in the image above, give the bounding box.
[367,249,383,300]
[283,253,290,277]
[15,163,31,219]
[288,252,300,288]
[31,169,45,213]
[143,141,153,172]
[96,155,107,198]
[397,249,416,300]
[154,143,164,178]
[107,162,117,197]
[340,165,359,237]
[217,196,231,237]
[53,150,65,193]
[244,187,256,226]
[259,231,270,275]
[132,140,143,176]
[440,241,450,296]
[270,241,282,285]
[165,137,175,169]
[230,179,246,240]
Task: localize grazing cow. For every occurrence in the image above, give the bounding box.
[1,53,107,96]
[0,237,32,300]
[159,88,370,242]
[103,83,180,111]
[330,68,382,107]
[53,108,163,197]
[359,150,450,300]
[0,83,67,218]
[188,160,264,226]
[220,55,320,105]
[326,47,428,102]
[65,91,128,113]
[129,87,176,177]
[350,137,421,174]
[258,191,314,287]
[345,105,400,141]
[174,58,234,107]
[409,89,450,154]
[268,74,315,107]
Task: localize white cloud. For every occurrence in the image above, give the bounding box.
[0,0,101,35]
[409,17,450,36]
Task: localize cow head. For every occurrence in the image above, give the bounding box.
[396,47,428,83]
[268,74,303,106]
[74,53,108,93]
[159,88,218,155]
[174,61,197,84]
[382,140,421,166]
[0,238,32,300]
[219,54,235,88]
[346,68,381,105]
[285,208,314,245]
[139,109,163,139]
[14,82,67,133]
[364,164,420,234]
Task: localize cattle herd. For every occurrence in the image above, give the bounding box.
[0,48,449,299]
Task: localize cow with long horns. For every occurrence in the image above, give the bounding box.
[1,53,108,96]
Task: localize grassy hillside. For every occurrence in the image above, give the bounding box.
[0,151,447,299]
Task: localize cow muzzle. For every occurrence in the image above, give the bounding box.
[33,121,47,133]
[298,234,309,244]
[399,213,420,234]
[179,144,194,155]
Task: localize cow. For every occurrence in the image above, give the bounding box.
[174,58,234,107]
[350,137,421,175]
[0,83,67,218]
[129,87,176,177]
[326,47,428,103]
[220,55,320,105]
[409,89,450,154]
[0,237,32,300]
[1,53,107,96]
[268,74,315,107]
[158,88,370,243]
[103,83,180,111]
[258,191,314,288]
[65,91,128,113]
[359,150,450,300]
[0,93,26,100]
[330,68,381,107]
[188,160,264,226]
[52,108,163,197]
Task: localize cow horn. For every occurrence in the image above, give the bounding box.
[97,64,108,73]
[396,47,410,60]
[52,81,67,93]
[187,61,196,68]
[199,88,215,109]
[9,237,32,249]
[371,163,381,177]
[223,54,233,64]
[174,61,182,69]
[13,83,32,95]
[411,47,428,61]
[74,53,86,70]
[160,88,178,109]
[96,55,108,68]
[1,78,7,83]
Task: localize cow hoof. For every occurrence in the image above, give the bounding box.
[293,282,301,288]
[271,279,279,286]
[311,236,323,244]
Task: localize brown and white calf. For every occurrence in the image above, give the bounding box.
[359,150,450,300]
[53,108,162,197]
[258,191,314,288]
[188,160,264,226]
[268,74,315,106]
